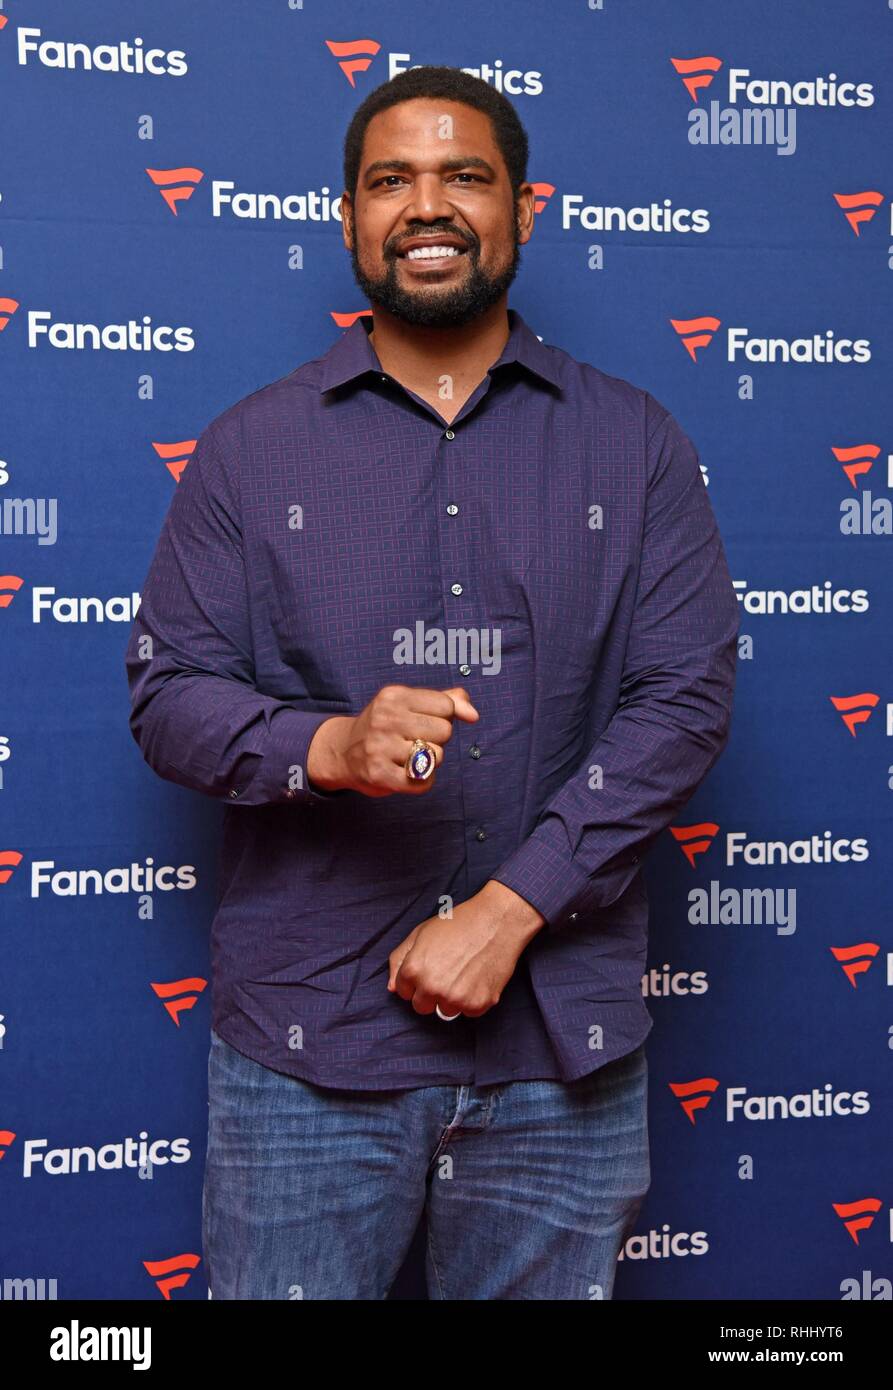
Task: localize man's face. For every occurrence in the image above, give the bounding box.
[343,98,534,328]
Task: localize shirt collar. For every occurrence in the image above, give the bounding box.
[318,308,563,394]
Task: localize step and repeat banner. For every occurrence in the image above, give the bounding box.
[1,0,891,1302]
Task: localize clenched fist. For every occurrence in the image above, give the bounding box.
[388,881,546,1018]
[306,683,479,797]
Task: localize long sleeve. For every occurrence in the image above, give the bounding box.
[490,394,739,929]
[125,416,344,808]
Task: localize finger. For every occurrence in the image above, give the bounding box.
[361,744,441,796]
[378,770,438,796]
[409,987,438,1016]
[394,736,444,772]
[459,1000,493,1018]
[392,958,417,1001]
[379,737,443,794]
[395,710,456,747]
[439,687,481,723]
[444,968,496,1018]
[457,989,501,1018]
[404,686,480,723]
[388,938,416,990]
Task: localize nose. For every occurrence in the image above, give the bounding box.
[401,172,460,225]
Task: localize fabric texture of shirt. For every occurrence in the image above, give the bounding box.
[125,308,739,1090]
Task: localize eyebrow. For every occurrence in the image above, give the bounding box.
[363,156,498,183]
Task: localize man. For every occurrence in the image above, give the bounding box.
[126,65,739,1300]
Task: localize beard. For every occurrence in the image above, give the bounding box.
[348,215,522,329]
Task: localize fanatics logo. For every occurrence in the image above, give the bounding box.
[669,821,719,868]
[143,1254,202,1300]
[150,978,208,1026]
[833,190,884,236]
[145,167,204,215]
[828,943,881,988]
[325,37,381,87]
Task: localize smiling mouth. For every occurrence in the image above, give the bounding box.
[396,243,470,265]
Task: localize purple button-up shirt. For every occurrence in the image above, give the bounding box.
[125,308,739,1089]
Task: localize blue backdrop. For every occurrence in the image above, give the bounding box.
[2,0,891,1301]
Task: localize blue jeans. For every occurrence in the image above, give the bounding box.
[202,1029,650,1300]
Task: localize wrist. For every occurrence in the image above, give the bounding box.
[481,879,546,945]
[306,716,353,792]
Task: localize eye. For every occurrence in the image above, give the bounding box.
[371,172,485,188]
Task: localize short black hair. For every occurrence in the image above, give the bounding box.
[342,65,530,204]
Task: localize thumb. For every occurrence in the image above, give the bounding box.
[388,929,419,990]
[441,687,480,723]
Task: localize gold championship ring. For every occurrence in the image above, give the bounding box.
[405,738,436,782]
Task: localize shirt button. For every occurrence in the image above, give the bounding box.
[229,789,239,799]
[284,789,296,800]
[450,582,463,596]
[459,664,471,676]
[475,828,486,842]
[446,504,459,516]
[444,429,455,440]
[469,744,481,759]
[568,912,578,922]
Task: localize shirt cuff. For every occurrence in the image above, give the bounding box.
[233,707,351,807]
[490,838,641,931]
[489,841,593,929]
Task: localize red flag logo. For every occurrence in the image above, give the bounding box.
[146,167,205,216]
[832,1197,883,1245]
[829,942,880,988]
[0,850,23,885]
[669,1077,720,1125]
[831,443,880,488]
[669,822,719,868]
[325,38,381,87]
[143,1253,202,1299]
[670,316,721,362]
[330,309,373,329]
[150,978,208,1026]
[152,440,197,484]
[829,692,879,736]
[833,191,884,237]
[670,56,723,104]
[0,298,20,332]
[530,182,555,214]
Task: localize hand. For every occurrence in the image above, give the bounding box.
[387,881,546,1018]
[306,683,479,798]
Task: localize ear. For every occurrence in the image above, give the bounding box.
[515,183,537,246]
[340,191,354,251]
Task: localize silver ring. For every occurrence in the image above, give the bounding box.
[436,1005,461,1022]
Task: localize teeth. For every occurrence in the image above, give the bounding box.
[405,245,461,260]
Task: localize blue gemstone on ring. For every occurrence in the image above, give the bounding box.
[410,747,433,778]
